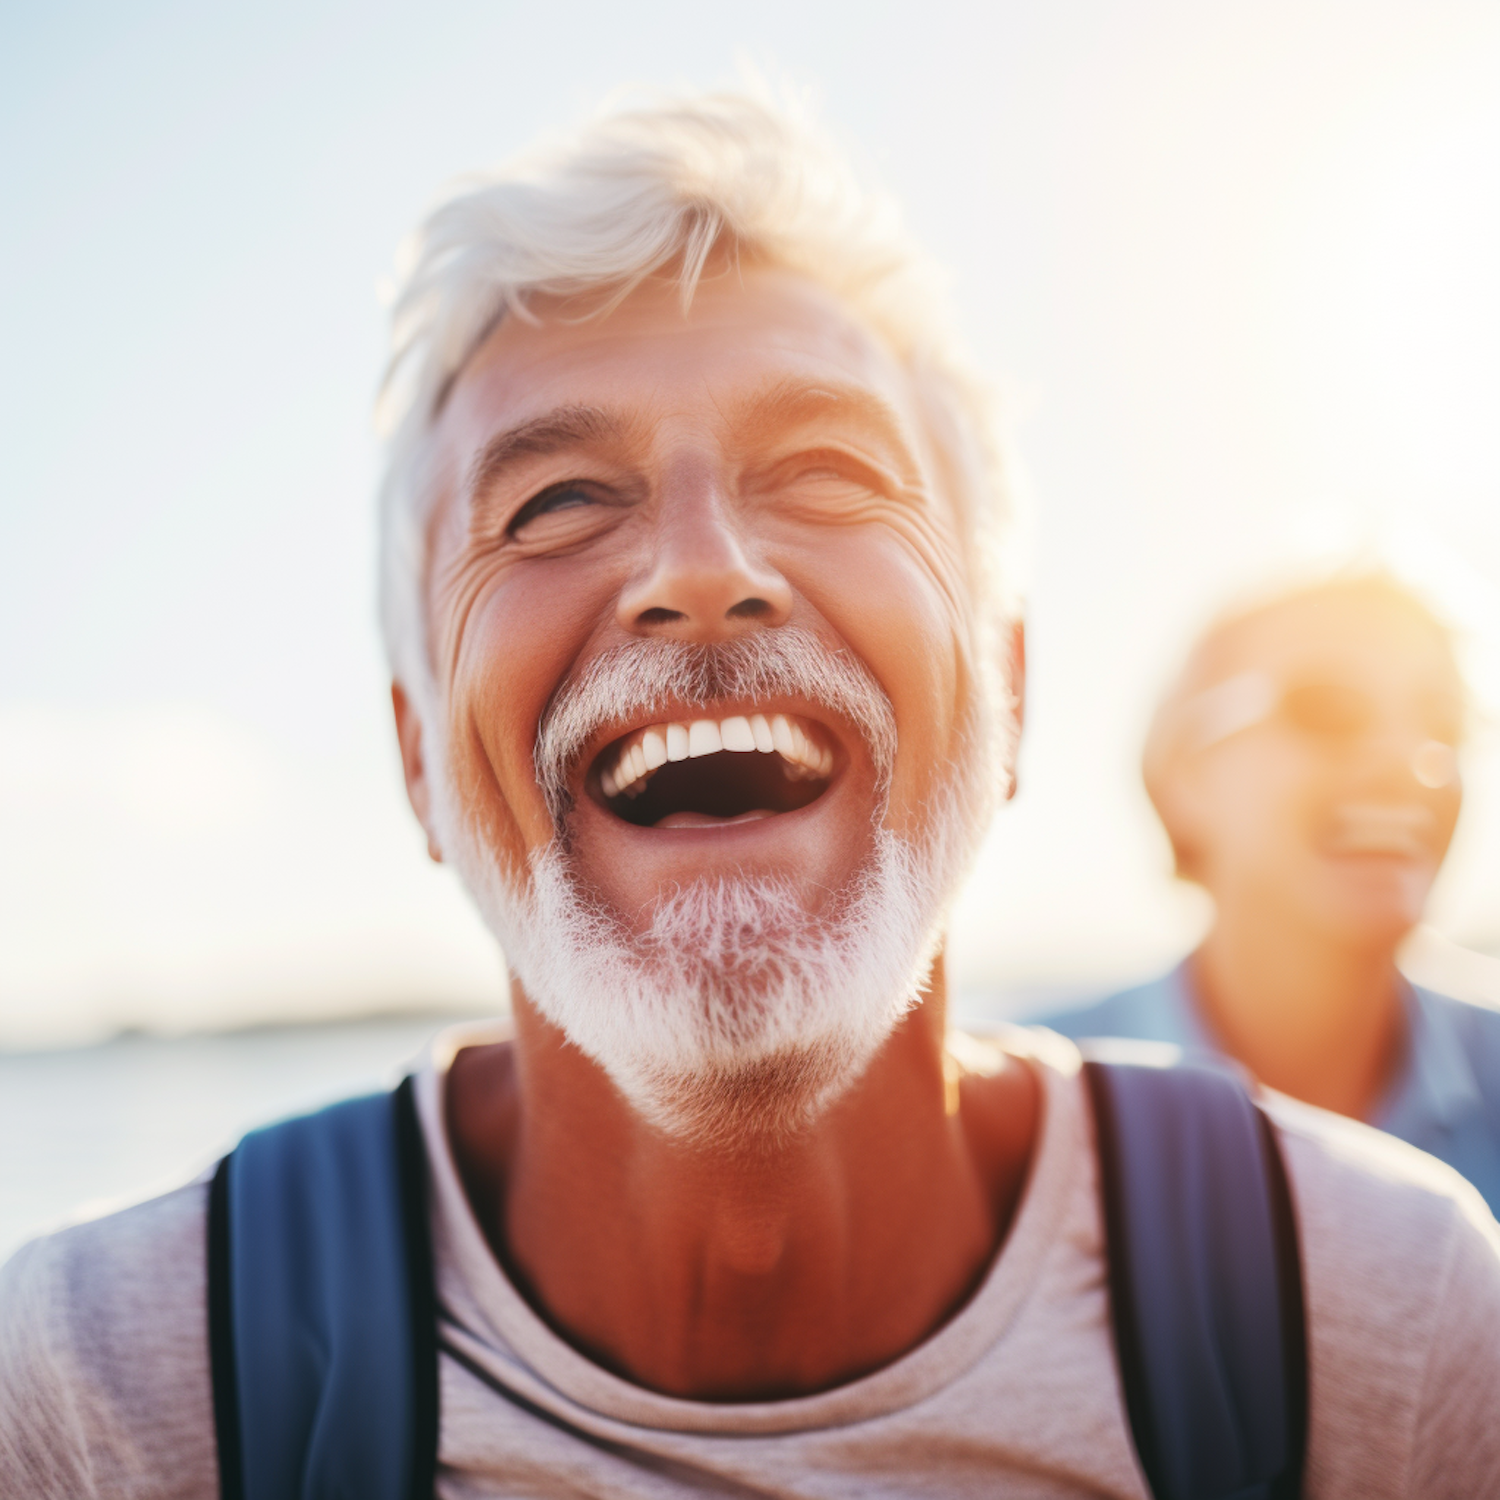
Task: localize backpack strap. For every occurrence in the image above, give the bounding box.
[206,1077,438,1500]
[1084,1057,1307,1500]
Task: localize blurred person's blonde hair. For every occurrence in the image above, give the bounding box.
[1143,569,1466,883]
[373,88,1024,717]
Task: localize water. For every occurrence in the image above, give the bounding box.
[0,1013,484,1265]
[0,991,1070,1267]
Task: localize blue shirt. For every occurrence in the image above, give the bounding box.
[1039,963,1500,1217]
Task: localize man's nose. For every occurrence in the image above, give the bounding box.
[617,497,793,642]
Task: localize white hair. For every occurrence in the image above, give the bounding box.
[374,88,1023,714]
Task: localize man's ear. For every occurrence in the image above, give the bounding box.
[392,682,443,864]
[1003,619,1026,801]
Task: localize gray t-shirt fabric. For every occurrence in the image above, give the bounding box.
[3,1028,1499,1498]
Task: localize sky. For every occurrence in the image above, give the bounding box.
[2,0,1498,1045]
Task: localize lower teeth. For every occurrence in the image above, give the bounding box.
[653,809,777,829]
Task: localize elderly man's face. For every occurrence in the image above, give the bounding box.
[416,266,985,929]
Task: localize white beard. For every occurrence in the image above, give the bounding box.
[428,632,999,1142]
[510,828,947,1141]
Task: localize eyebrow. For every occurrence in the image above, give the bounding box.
[462,379,916,507]
[463,405,625,503]
[732,378,915,451]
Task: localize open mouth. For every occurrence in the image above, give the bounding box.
[591,712,836,829]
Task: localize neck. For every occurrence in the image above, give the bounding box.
[1193,902,1407,1120]
[445,958,1038,1400]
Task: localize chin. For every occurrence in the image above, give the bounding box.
[1313,863,1432,951]
[493,829,947,1143]
[428,759,965,1143]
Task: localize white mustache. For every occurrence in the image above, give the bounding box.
[533,628,898,823]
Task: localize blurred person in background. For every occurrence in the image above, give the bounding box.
[1042,573,1500,1212]
[3,96,1499,1500]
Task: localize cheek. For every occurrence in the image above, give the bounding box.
[785,525,973,826]
[445,562,612,859]
[1195,748,1310,866]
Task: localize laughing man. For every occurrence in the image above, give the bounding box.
[3,93,1500,1499]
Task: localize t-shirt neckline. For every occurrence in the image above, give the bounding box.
[415,1023,1084,1435]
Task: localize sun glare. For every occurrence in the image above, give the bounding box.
[1279,60,1500,531]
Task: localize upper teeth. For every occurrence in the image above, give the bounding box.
[598,712,835,800]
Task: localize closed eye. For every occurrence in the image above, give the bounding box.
[508,481,604,536]
[796,450,881,481]
[780,450,895,498]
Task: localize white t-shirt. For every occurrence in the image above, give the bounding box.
[2,1029,1499,1498]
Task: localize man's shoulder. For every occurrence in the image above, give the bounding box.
[1418,983,1500,1026]
[1029,973,1180,1043]
[0,1174,210,1344]
[0,1179,217,1500]
[1263,1093,1500,1488]
[1269,1085,1498,1242]
[1416,984,1500,1079]
[1270,1083,1500,1296]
